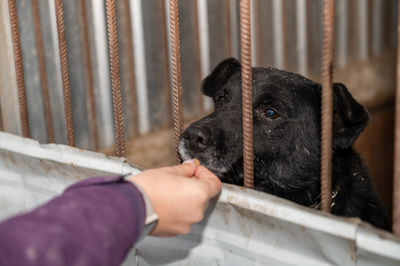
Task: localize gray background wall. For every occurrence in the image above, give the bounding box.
[0,0,398,150]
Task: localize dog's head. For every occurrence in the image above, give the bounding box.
[179,58,369,194]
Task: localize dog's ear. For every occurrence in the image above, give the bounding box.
[201,58,241,97]
[332,83,369,149]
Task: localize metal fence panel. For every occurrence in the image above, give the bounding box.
[0,0,397,151]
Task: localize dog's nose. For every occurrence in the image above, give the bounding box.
[181,127,212,152]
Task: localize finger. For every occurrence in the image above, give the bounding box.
[195,166,222,197]
[163,162,198,177]
[194,165,218,179]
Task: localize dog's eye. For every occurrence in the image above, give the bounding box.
[214,91,228,107]
[265,109,279,119]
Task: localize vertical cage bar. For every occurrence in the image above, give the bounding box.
[194,0,205,112]
[8,0,30,138]
[320,0,335,213]
[393,0,400,237]
[120,0,140,136]
[32,0,55,143]
[79,0,99,150]
[168,0,184,164]
[54,0,75,146]
[106,0,126,157]
[160,0,173,126]
[240,0,254,189]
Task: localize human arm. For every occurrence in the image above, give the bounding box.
[0,161,222,266]
[0,175,145,266]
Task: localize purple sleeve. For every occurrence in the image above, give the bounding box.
[0,175,146,266]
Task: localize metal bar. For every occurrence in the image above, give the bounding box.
[160,0,173,126]
[8,0,30,138]
[320,0,335,213]
[32,0,55,143]
[194,0,205,112]
[168,0,184,164]
[79,0,99,150]
[393,0,400,237]
[240,0,254,189]
[106,0,126,157]
[54,0,75,146]
[120,0,139,136]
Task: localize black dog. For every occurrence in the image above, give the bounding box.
[179,58,390,230]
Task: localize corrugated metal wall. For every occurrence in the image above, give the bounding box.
[0,0,398,150]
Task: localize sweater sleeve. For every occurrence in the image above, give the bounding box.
[0,175,146,266]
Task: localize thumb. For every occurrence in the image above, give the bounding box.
[195,166,222,198]
[163,161,198,177]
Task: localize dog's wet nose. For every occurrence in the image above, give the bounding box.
[181,127,211,152]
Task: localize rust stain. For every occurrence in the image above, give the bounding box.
[39,159,56,174]
[216,203,231,226]
[1,151,18,166]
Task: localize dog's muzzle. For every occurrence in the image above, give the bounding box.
[179,126,212,154]
[178,139,191,161]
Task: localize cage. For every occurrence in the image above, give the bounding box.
[0,0,400,265]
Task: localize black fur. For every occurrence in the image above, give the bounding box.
[179,58,390,230]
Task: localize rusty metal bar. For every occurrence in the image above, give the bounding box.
[54,0,75,146]
[160,0,173,126]
[8,0,30,138]
[168,0,184,164]
[32,0,55,143]
[193,0,205,112]
[106,0,126,157]
[320,0,335,213]
[78,0,99,150]
[393,0,400,237]
[121,0,139,137]
[240,0,254,189]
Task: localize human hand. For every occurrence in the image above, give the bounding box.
[126,160,222,237]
